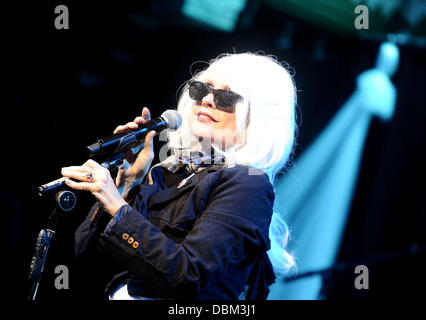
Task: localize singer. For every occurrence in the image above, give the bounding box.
[61,52,297,300]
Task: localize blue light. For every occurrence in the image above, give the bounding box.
[182,0,247,32]
[268,42,399,299]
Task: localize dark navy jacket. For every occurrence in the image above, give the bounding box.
[74,164,276,300]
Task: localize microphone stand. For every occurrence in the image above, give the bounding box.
[27,153,125,301]
[27,190,77,301]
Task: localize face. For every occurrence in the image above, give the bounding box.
[190,74,240,149]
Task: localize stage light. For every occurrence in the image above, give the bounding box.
[268,42,399,299]
[182,0,247,32]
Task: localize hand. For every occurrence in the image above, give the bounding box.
[114,107,156,198]
[61,159,127,216]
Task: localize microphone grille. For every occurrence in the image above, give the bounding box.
[161,109,182,130]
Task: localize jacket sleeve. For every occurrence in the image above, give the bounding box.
[74,202,113,260]
[90,166,275,298]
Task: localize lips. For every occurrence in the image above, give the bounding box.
[196,110,218,122]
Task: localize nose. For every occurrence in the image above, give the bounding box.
[201,93,216,109]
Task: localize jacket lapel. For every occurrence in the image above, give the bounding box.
[147,165,223,210]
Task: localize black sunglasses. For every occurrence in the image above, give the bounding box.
[188,80,243,110]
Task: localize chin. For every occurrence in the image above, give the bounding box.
[191,120,215,141]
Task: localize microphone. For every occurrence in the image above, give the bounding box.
[38,110,182,197]
[86,109,182,161]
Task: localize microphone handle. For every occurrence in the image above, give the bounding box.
[38,153,125,197]
[87,117,167,160]
[39,117,169,197]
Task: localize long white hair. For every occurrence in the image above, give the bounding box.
[165,52,297,277]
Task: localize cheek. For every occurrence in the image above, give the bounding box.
[216,113,237,131]
[213,114,239,145]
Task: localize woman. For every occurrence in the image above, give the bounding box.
[62,52,297,300]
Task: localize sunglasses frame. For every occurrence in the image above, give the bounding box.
[188,80,243,110]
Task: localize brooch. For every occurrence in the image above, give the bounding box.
[177,173,195,189]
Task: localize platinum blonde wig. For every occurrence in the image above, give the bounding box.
[165,52,297,276]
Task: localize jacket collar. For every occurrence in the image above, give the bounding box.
[147,164,223,210]
[147,153,225,183]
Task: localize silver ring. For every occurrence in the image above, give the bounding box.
[86,172,94,182]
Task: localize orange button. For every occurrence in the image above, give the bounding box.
[128,237,134,244]
[132,241,139,249]
[122,233,129,241]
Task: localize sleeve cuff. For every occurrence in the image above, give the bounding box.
[104,204,132,237]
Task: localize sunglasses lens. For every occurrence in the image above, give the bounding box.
[189,81,242,109]
[189,81,210,101]
[215,90,241,109]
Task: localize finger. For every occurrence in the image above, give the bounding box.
[140,131,155,158]
[84,159,102,169]
[114,125,126,134]
[145,130,156,149]
[61,166,88,173]
[62,169,93,182]
[64,179,93,191]
[126,121,138,130]
[142,107,151,121]
[134,116,144,125]
[134,131,155,166]
[113,121,138,134]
